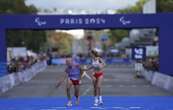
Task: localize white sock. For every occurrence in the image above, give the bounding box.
[99,96,102,101]
[95,96,98,101]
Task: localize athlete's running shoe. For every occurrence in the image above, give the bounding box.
[99,99,103,105]
[94,98,99,106]
[66,101,72,107]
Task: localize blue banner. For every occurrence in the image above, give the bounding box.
[51,58,130,65]
[0,13,173,75]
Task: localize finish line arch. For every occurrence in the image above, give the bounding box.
[0,13,173,76]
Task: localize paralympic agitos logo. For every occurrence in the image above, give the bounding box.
[34,17,47,26]
[120,16,131,25]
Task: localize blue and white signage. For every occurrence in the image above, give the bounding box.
[100,34,109,42]
[34,17,47,26]
[0,13,173,75]
[132,47,146,60]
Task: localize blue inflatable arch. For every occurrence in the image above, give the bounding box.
[0,13,173,76]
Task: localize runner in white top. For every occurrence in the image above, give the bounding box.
[86,48,106,106]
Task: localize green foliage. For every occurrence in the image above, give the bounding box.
[0,0,47,52]
[157,0,173,12]
[7,30,47,52]
[0,0,37,14]
[117,0,148,13]
[108,29,129,43]
[111,0,148,46]
[48,32,73,55]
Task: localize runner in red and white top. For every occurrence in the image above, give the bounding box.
[86,48,106,106]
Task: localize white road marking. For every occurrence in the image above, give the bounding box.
[119,85,125,87]
[83,72,92,80]
[90,106,105,109]
[131,85,137,87]
[129,106,143,109]
[112,106,127,109]
[51,107,67,109]
[82,86,92,96]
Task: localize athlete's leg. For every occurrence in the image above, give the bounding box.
[97,75,103,104]
[92,75,97,97]
[92,75,99,106]
[74,84,80,105]
[97,75,103,96]
[66,79,73,106]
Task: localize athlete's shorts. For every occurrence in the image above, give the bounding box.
[70,79,80,85]
[94,72,103,79]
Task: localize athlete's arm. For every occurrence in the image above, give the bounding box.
[99,58,106,68]
[80,67,84,79]
[56,72,67,88]
[85,65,94,71]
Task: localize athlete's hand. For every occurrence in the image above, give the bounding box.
[99,64,104,69]
[82,65,88,71]
[79,80,82,85]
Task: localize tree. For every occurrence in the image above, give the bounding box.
[108,29,129,44]
[157,0,173,12]
[0,0,37,14]
[109,0,148,47]
[7,30,47,52]
[0,0,47,52]
[117,0,148,13]
[48,32,73,55]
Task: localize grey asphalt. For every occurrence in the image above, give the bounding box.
[1,64,173,98]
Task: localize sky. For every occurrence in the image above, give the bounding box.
[56,30,84,39]
[25,0,139,10]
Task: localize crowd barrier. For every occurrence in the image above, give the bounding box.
[1,60,172,94]
[141,69,173,92]
[0,61,47,94]
[51,58,131,65]
[152,72,173,92]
